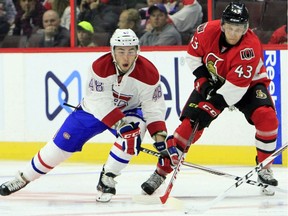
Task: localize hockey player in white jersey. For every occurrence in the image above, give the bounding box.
[0,29,176,202]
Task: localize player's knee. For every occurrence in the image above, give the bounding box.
[251,106,278,131]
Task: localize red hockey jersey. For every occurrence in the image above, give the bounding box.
[186,20,270,106]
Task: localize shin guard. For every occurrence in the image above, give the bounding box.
[173,118,203,152]
[23,140,72,181]
[251,106,278,164]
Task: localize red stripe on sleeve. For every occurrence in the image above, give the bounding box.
[38,152,54,169]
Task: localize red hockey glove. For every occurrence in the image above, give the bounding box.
[117,122,141,155]
[153,136,179,166]
[193,65,216,99]
[157,156,174,174]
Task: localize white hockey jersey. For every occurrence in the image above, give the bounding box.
[81,52,167,136]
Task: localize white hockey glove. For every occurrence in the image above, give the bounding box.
[117,122,141,155]
[153,135,179,167]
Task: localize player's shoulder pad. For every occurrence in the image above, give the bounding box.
[92,53,116,78]
[243,29,262,48]
[195,20,220,35]
[237,29,262,60]
[130,55,160,85]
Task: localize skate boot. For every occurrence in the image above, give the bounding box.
[96,167,117,202]
[258,168,278,196]
[0,171,29,196]
[141,171,166,195]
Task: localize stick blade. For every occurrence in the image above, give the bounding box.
[132,194,184,210]
[132,194,162,204]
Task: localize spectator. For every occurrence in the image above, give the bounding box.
[167,0,203,45]
[118,8,144,38]
[0,0,16,41]
[78,0,96,13]
[140,3,182,46]
[268,25,287,45]
[13,0,46,37]
[123,0,146,9]
[42,0,53,10]
[139,0,178,31]
[139,0,154,30]
[77,20,96,47]
[78,0,119,35]
[27,9,70,47]
[52,0,79,30]
[168,0,202,34]
[164,0,179,15]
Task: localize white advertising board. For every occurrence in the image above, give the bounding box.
[0,50,286,147]
[0,57,3,130]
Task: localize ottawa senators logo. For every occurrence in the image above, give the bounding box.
[205,53,224,83]
[240,48,255,60]
[256,90,267,99]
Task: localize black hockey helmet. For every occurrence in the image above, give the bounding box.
[222,2,249,25]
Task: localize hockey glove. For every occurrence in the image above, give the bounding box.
[193,65,215,99]
[153,136,179,167]
[194,101,221,130]
[157,156,174,174]
[117,122,141,155]
[194,77,215,99]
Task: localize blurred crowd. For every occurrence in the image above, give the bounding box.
[0,0,287,48]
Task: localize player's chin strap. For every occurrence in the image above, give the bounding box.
[140,147,288,194]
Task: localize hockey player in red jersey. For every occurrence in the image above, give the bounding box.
[0,29,171,202]
[142,2,279,196]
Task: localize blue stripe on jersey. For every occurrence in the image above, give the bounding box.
[31,158,46,175]
[109,151,129,164]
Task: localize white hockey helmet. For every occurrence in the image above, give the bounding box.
[110,29,140,52]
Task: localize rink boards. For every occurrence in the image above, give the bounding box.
[0,47,287,166]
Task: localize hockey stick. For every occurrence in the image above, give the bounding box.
[140,147,288,194]
[185,142,288,214]
[133,121,199,204]
[159,121,199,204]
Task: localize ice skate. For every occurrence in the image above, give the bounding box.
[0,171,29,196]
[96,167,117,202]
[258,168,278,196]
[141,171,165,195]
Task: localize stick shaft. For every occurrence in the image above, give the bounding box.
[159,122,199,204]
[140,147,287,193]
[186,143,288,213]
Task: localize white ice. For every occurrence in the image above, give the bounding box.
[0,161,287,216]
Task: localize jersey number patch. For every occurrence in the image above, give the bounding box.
[234,65,253,79]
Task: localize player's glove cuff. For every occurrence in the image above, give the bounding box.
[153,136,180,166]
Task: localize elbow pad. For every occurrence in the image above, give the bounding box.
[193,65,211,79]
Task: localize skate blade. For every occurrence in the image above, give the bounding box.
[132,194,184,210]
[261,187,275,196]
[96,192,114,202]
